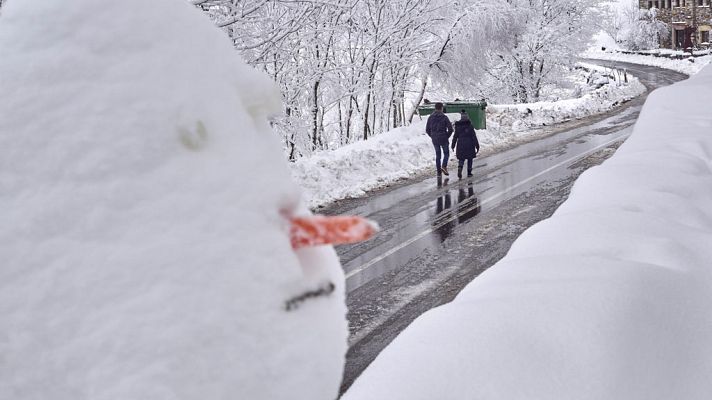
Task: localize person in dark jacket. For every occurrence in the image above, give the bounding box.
[425,102,454,176]
[451,111,480,179]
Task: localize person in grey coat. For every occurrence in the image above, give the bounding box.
[425,102,454,176]
[451,111,480,179]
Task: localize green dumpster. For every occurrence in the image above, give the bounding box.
[417,100,487,130]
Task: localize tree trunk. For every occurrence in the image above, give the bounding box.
[346,95,356,143]
[533,59,545,101]
[337,100,344,145]
[400,96,406,127]
[285,106,297,161]
[318,105,325,150]
[371,96,377,137]
[363,59,377,140]
[362,91,371,141]
[311,80,320,150]
[409,77,428,124]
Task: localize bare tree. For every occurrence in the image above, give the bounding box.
[474,0,603,103]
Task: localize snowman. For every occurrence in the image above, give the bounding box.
[0,1,374,399]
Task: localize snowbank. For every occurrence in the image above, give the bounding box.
[291,122,431,208]
[293,70,645,208]
[343,65,712,398]
[0,1,346,399]
[487,65,645,133]
[583,48,712,76]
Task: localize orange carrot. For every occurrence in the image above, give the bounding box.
[290,215,378,249]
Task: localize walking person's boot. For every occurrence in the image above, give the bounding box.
[457,166,463,179]
[441,166,449,176]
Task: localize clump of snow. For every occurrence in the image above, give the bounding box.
[292,69,645,208]
[0,1,346,399]
[343,64,712,399]
[583,48,712,76]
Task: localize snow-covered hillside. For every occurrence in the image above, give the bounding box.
[343,64,712,399]
[0,1,346,399]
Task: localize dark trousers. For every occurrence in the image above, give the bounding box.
[433,141,449,171]
[458,158,473,175]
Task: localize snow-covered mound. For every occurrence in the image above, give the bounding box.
[0,1,346,399]
[343,66,712,398]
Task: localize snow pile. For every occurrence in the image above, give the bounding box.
[583,48,712,76]
[487,64,645,133]
[291,122,432,208]
[343,66,712,399]
[0,1,346,399]
[293,70,645,208]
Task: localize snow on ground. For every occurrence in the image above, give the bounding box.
[292,67,645,209]
[0,1,346,400]
[291,122,432,208]
[487,64,645,135]
[583,48,712,76]
[590,30,620,52]
[343,65,712,399]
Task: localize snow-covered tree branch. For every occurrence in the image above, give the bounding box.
[474,0,603,103]
[195,0,604,158]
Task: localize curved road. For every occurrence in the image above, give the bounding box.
[323,61,688,394]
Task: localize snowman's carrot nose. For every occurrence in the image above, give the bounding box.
[290,215,379,249]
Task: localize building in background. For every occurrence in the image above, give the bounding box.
[640,0,712,49]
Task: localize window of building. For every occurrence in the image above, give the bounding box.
[654,0,659,7]
[675,0,680,7]
[699,0,703,6]
[702,31,710,44]
[649,0,653,7]
[675,29,685,48]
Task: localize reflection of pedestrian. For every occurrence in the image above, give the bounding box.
[434,189,454,242]
[436,175,448,188]
[436,191,452,214]
[457,184,474,204]
[426,102,453,176]
[457,182,480,224]
[451,111,480,179]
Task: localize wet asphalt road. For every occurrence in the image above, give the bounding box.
[321,61,688,395]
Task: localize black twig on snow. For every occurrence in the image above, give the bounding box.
[285,282,336,311]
